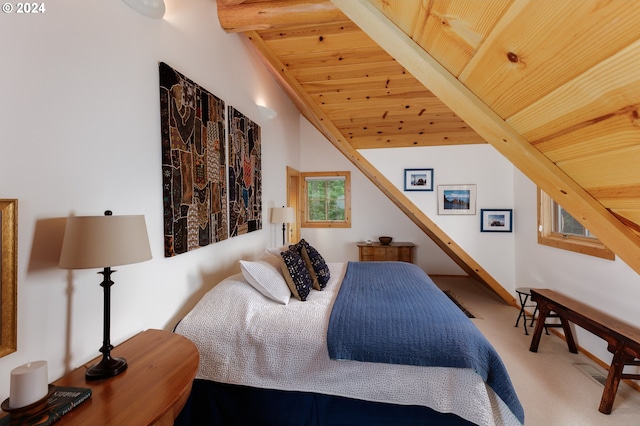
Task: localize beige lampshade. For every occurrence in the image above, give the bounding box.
[270,207,295,224]
[59,214,152,269]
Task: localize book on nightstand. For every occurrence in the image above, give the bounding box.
[0,386,91,426]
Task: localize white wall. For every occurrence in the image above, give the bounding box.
[299,120,464,274]
[298,124,517,285]
[362,145,516,286]
[0,0,301,400]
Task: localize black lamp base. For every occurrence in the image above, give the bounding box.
[85,356,128,381]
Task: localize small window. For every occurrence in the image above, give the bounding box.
[301,172,351,228]
[538,189,614,260]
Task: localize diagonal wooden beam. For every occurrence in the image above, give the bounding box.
[218,0,343,33]
[331,0,640,276]
[242,31,516,305]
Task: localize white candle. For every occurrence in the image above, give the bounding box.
[9,360,48,409]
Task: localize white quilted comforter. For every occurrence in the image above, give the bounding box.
[175,263,521,426]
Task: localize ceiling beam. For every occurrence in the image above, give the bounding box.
[241,32,516,305]
[218,0,343,33]
[217,0,247,6]
[331,0,640,275]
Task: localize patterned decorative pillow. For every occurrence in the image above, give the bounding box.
[288,239,306,253]
[280,248,313,301]
[287,239,319,288]
[301,244,330,290]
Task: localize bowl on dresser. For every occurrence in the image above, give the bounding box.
[378,236,393,245]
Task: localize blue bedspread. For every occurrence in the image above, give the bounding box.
[327,261,524,424]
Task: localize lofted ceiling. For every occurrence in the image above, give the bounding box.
[217,0,640,302]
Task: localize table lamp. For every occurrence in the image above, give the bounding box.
[59,211,152,380]
[270,206,295,246]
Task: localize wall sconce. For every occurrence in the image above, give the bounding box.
[270,206,295,246]
[121,0,165,19]
[257,104,278,120]
[59,211,152,380]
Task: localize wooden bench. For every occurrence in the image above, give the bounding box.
[529,288,640,414]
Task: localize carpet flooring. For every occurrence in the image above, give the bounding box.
[432,275,640,426]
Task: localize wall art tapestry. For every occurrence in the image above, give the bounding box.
[159,62,227,257]
[228,106,262,237]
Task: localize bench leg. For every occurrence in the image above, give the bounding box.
[599,348,630,414]
[529,301,549,352]
[560,317,578,354]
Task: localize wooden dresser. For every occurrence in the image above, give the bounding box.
[357,242,414,263]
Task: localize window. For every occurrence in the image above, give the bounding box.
[301,172,351,228]
[538,189,614,260]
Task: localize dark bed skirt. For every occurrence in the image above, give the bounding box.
[174,379,475,426]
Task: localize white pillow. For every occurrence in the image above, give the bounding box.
[239,259,291,304]
[266,246,287,257]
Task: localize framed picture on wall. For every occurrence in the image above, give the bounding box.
[437,184,476,215]
[480,209,513,232]
[0,199,17,357]
[404,168,434,191]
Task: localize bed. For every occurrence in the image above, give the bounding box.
[174,246,524,426]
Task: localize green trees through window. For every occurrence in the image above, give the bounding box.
[302,172,351,228]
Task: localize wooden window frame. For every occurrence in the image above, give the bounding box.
[538,189,614,260]
[301,171,351,228]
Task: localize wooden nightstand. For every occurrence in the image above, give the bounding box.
[357,242,414,263]
[2,329,199,425]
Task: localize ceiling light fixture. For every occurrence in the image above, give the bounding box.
[121,0,166,19]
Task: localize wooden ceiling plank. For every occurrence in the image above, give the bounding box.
[218,0,344,32]
[218,0,247,6]
[335,123,475,140]
[590,185,640,210]
[602,200,640,211]
[368,0,424,39]
[331,0,640,277]
[277,47,395,70]
[460,0,640,119]
[311,86,434,104]
[340,118,470,130]
[329,124,478,142]
[413,0,512,77]
[263,28,378,56]
[559,147,640,189]
[256,20,358,42]
[610,210,640,234]
[289,60,406,83]
[334,116,470,131]
[508,39,640,142]
[309,88,434,104]
[300,73,428,94]
[350,132,486,149]
[241,28,512,304]
[533,114,640,164]
[323,101,465,120]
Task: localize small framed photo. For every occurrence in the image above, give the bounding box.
[438,184,476,215]
[480,209,513,232]
[404,168,434,191]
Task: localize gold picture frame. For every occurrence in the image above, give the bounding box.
[1,199,17,357]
